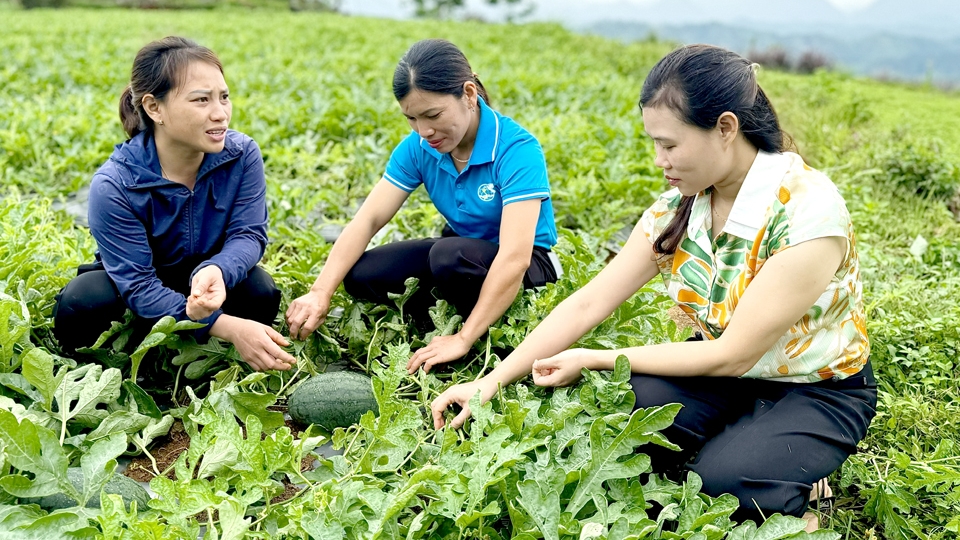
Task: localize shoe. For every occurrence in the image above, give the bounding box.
[806,477,835,530]
[811,477,835,516]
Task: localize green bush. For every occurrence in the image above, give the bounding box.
[871,134,960,200]
[20,0,65,8]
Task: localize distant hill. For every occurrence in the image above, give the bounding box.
[584,20,960,85]
[550,0,960,37]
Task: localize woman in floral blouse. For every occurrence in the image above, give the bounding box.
[431,44,876,529]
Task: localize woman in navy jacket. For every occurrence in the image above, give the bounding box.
[53,36,295,372]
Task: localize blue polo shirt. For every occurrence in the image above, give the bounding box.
[382,98,558,250]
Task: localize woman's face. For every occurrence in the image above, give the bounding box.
[149,61,231,155]
[399,87,476,154]
[641,105,729,197]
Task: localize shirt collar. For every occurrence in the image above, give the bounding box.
[688,150,791,241]
[418,96,499,166]
[112,130,242,189]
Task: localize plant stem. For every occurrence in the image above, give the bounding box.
[173,364,184,408]
[277,362,304,397]
[59,380,68,445]
[363,318,383,372]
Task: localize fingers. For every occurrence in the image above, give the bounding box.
[408,337,465,374]
[297,312,324,340]
[449,407,472,430]
[249,350,294,372]
[422,355,444,374]
[266,326,291,349]
[531,359,560,386]
[191,268,217,298]
[185,297,214,321]
[236,324,298,372]
[287,319,301,341]
[407,348,427,374]
[285,296,328,341]
[285,299,305,335]
[431,394,451,429]
[191,266,224,299]
[191,277,210,298]
[430,390,472,430]
[407,348,441,374]
[264,328,296,368]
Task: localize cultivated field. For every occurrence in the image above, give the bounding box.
[1,9,959,539]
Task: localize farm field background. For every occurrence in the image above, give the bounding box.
[1,9,959,539]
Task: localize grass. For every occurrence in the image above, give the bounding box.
[1,8,959,538]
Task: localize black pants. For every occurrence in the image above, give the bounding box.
[633,362,877,523]
[52,263,281,352]
[342,231,558,322]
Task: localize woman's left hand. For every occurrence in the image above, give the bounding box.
[186,265,227,320]
[407,333,472,374]
[532,348,591,387]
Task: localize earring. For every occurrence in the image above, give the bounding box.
[158,120,164,126]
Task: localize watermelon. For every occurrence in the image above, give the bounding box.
[23,467,150,511]
[288,371,378,431]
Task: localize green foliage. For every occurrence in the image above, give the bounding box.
[868,134,960,200]
[0,8,958,539]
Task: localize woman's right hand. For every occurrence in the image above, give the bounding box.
[430,378,499,430]
[285,290,331,340]
[211,315,297,372]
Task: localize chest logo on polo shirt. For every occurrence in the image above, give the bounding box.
[477,183,497,202]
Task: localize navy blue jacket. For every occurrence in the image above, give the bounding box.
[88,130,268,338]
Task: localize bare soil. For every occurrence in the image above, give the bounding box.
[124,417,316,484]
[271,481,302,505]
[667,305,696,332]
[124,419,190,482]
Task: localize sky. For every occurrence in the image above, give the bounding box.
[338,0,960,40]
[339,0,884,23]
[825,0,878,10]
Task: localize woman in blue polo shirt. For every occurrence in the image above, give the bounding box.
[287,39,560,373]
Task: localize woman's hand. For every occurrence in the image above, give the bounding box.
[407,333,471,374]
[212,315,297,371]
[430,378,499,429]
[186,265,226,320]
[285,290,331,340]
[532,348,591,387]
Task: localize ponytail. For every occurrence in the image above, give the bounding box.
[472,72,491,105]
[654,196,696,255]
[119,85,144,139]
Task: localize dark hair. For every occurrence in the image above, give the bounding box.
[393,39,490,106]
[639,44,793,255]
[119,36,223,139]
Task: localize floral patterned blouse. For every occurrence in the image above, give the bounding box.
[641,150,869,382]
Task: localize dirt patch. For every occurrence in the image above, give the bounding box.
[667,305,696,332]
[271,480,302,505]
[285,417,305,438]
[124,420,190,483]
[124,417,318,484]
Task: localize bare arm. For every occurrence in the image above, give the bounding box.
[462,199,540,343]
[286,180,410,338]
[430,219,662,428]
[532,236,847,386]
[407,199,541,373]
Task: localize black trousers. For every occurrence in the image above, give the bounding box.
[632,362,877,522]
[52,263,281,352]
[342,231,558,322]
